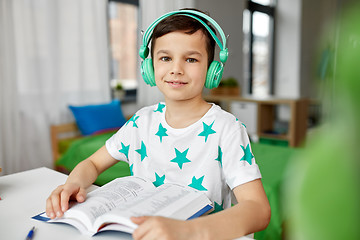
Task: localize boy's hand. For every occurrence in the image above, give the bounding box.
[46,183,87,219]
[131,216,204,240]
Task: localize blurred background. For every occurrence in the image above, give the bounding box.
[1,0,359,239]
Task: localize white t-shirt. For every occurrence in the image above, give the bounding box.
[106,102,261,211]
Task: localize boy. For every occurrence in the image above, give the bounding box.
[46,9,270,239]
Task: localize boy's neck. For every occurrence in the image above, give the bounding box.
[164,97,211,129]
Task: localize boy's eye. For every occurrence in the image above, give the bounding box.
[160,56,171,62]
[186,58,198,63]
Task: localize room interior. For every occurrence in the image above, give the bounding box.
[0,0,358,239]
[0,0,343,173]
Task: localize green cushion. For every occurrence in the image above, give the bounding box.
[251,143,301,240]
[58,138,78,156]
[56,131,130,186]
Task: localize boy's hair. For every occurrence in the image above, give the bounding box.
[150,9,216,67]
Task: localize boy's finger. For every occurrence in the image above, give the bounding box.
[131,216,149,224]
[51,189,63,218]
[132,216,154,240]
[60,186,75,213]
[76,188,87,203]
[45,197,56,219]
[46,186,63,218]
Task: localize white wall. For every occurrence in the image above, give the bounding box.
[134,0,343,102]
[195,0,246,93]
[196,0,316,99]
[275,0,342,99]
[274,0,302,98]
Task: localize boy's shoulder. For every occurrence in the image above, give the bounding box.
[205,103,247,131]
[135,102,166,115]
[209,103,242,123]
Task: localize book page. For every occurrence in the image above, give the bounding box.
[63,176,155,232]
[93,183,212,232]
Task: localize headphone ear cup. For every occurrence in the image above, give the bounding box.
[205,61,224,89]
[141,58,156,86]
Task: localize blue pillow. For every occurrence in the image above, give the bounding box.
[69,100,126,136]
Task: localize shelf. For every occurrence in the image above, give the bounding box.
[203,95,308,147]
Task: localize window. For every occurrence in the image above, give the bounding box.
[243,0,276,96]
[108,0,139,101]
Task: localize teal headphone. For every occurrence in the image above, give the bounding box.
[139,9,229,89]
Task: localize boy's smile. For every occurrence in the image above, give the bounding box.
[165,80,187,88]
[153,30,208,103]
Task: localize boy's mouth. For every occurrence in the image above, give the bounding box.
[165,80,187,87]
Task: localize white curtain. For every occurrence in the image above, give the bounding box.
[0,0,110,175]
[137,0,195,108]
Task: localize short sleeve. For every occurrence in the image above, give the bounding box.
[221,123,262,190]
[105,120,133,163]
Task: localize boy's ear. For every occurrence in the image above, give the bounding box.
[141,58,156,87]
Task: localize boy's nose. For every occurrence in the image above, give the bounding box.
[170,60,184,75]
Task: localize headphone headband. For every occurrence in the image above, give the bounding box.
[140,9,228,63]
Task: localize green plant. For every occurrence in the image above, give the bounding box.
[114,82,123,90]
[220,77,238,87]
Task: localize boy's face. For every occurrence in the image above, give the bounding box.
[153,30,208,103]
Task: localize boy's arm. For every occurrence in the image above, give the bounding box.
[132,179,270,240]
[197,179,271,239]
[46,145,118,219]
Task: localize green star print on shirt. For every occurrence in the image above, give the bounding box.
[153,172,165,187]
[126,114,139,128]
[118,142,130,159]
[188,176,207,191]
[135,141,148,161]
[240,144,253,165]
[155,123,168,143]
[129,164,133,176]
[213,201,224,213]
[215,146,223,167]
[198,121,216,142]
[170,148,191,169]
[154,103,166,113]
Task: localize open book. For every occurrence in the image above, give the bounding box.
[33,176,213,236]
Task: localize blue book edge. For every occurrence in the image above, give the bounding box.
[187,204,213,220]
[32,212,51,222]
[33,204,213,223]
